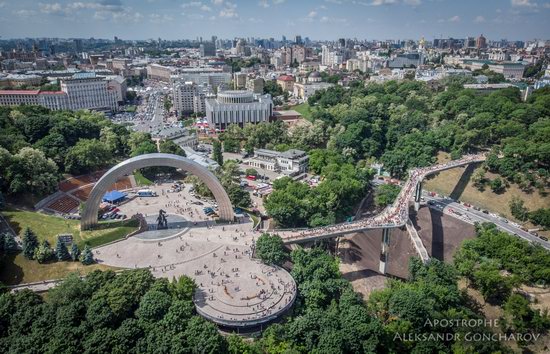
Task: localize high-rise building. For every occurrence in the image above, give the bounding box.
[476,34,487,49]
[73,39,83,53]
[200,42,216,57]
[246,77,264,94]
[295,35,302,45]
[233,73,247,89]
[172,81,213,116]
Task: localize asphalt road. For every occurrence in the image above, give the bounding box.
[423,195,550,250]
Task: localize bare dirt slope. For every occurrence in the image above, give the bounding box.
[411,207,476,262]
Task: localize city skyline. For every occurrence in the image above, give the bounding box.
[0,0,549,41]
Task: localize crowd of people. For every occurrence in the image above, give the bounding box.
[280,154,487,241]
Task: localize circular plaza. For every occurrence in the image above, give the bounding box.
[91,180,296,329]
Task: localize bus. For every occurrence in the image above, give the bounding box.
[137,189,156,197]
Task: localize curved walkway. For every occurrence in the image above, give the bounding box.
[279,154,487,243]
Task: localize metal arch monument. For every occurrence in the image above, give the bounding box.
[81,153,234,230]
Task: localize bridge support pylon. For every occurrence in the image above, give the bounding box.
[379,228,391,274]
[414,181,422,211]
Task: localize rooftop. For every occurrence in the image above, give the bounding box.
[277,75,295,82]
[72,72,97,79]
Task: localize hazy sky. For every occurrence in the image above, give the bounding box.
[0,0,549,41]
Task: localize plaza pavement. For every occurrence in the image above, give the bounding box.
[94,182,296,327]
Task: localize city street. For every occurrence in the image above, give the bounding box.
[424,195,550,250]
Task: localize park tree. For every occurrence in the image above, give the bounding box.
[509,196,529,222]
[55,239,71,261]
[159,139,186,156]
[226,184,251,208]
[245,168,258,177]
[135,290,172,322]
[99,126,125,156]
[184,316,226,353]
[7,147,58,196]
[162,300,195,333]
[490,177,505,193]
[212,140,223,166]
[171,275,197,301]
[130,141,157,157]
[255,233,288,266]
[471,168,487,190]
[472,260,517,302]
[70,243,80,261]
[374,184,401,207]
[22,227,38,259]
[3,233,18,253]
[127,131,153,152]
[64,139,113,175]
[80,245,94,265]
[222,138,240,153]
[529,208,550,228]
[34,240,55,263]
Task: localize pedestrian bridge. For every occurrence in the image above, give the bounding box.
[278,154,487,244]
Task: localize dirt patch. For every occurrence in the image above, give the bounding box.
[337,226,419,299]
[412,207,476,262]
[425,153,550,224]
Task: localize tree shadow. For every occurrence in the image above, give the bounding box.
[342,269,382,282]
[0,252,24,285]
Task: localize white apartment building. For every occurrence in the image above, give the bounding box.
[346,59,368,73]
[172,81,213,116]
[205,90,272,130]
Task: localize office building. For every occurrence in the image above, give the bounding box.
[61,72,118,111]
[0,72,118,111]
[205,90,273,130]
[146,64,175,81]
[200,42,216,57]
[246,77,264,94]
[176,68,232,87]
[388,52,424,68]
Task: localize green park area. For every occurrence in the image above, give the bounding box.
[0,208,137,285]
[292,102,313,119]
[0,253,115,285]
[133,170,154,186]
[2,207,138,248]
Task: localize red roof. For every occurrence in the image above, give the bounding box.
[0,90,40,95]
[277,75,295,82]
[39,91,64,95]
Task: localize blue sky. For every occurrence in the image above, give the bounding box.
[0,0,549,40]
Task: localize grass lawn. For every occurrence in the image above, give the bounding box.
[2,207,138,248]
[293,103,313,120]
[134,170,153,186]
[424,152,550,223]
[0,252,116,286]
